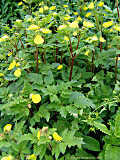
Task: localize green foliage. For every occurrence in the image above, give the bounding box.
[1,0,120,160]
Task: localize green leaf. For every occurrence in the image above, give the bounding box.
[115,111,120,137]
[83,136,100,151]
[94,122,111,135]
[105,144,120,160]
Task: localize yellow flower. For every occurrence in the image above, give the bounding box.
[8,60,16,70]
[53,132,63,142]
[18,1,23,6]
[27,154,36,160]
[91,35,98,41]
[69,21,79,28]
[16,62,20,67]
[103,21,113,28]
[16,19,22,23]
[0,73,4,77]
[27,24,40,30]
[98,1,104,7]
[64,36,69,41]
[64,15,71,21]
[88,2,94,10]
[50,6,56,10]
[41,28,51,34]
[0,35,9,42]
[83,6,88,11]
[73,31,77,36]
[74,12,78,15]
[8,52,12,56]
[83,21,94,28]
[1,155,13,160]
[76,16,82,22]
[57,24,67,30]
[57,65,63,70]
[85,50,90,56]
[99,36,106,42]
[34,35,44,44]
[44,6,49,10]
[63,5,68,8]
[4,124,12,132]
[14,68,21,77]
[32,94,41,103]
[39,7,44,13]
[85,12,92,18]
[114,25,120,31]
[37,130,41,140]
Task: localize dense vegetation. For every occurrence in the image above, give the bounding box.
[1,0,120,160]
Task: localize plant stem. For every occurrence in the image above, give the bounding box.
[55,40,58,62]
[69,56,75,81]
[115,55,118,82]
[91,49,95,73]
[100,42,102,52]
[19,39,24,49]
[116,0,119,18]
[36,47,39,73]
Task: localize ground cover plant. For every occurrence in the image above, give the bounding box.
[1,0,120,159]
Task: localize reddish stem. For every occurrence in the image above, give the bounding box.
[91,50,95,73]
[69,56,75,81]
[36,47,39,73]
[55,40,58,62]
[20,39,24,49]
[100,42,102,52]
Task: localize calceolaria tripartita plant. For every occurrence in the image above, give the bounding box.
[1,0,120,160]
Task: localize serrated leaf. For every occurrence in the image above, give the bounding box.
[94,122,111,135]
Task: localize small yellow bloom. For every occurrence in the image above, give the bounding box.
[74,12,78,15]
[64,15,71,21]
[37,130,41,140]
[32,94,41,104]
[69,21,79,28]
[34,35,44,44]
[83,21,94,28]
[41,28,51,34]
[27,24,40,31]
[64,36,69,41]
[4,124,12,132]
[39,7,44,13]
[8,52,12,56]
[14,68,21,77]
[57,24,67,30]
[27,154,36,160]
[85,50,90,56]
[103,21,113,28]
[18,2,23,6]
[44,6,49,10]
[8,60,16,70]
[91,35,98,41]
[76,16,82,22]
[1,155,13,160]
[0,73,4,77]
[88,2,94,10]
[98,2,104,7]
[57,65,63,70]
[16,62,20,67]
[83,6,88,11]
[63,5,68,8]
[99,36,106,42]
[50,6,56,10]
[53,132,63,142]
[73,31,77,36]
[0,35,9,42]
[114,25,120,31]
[85,12,92,18]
